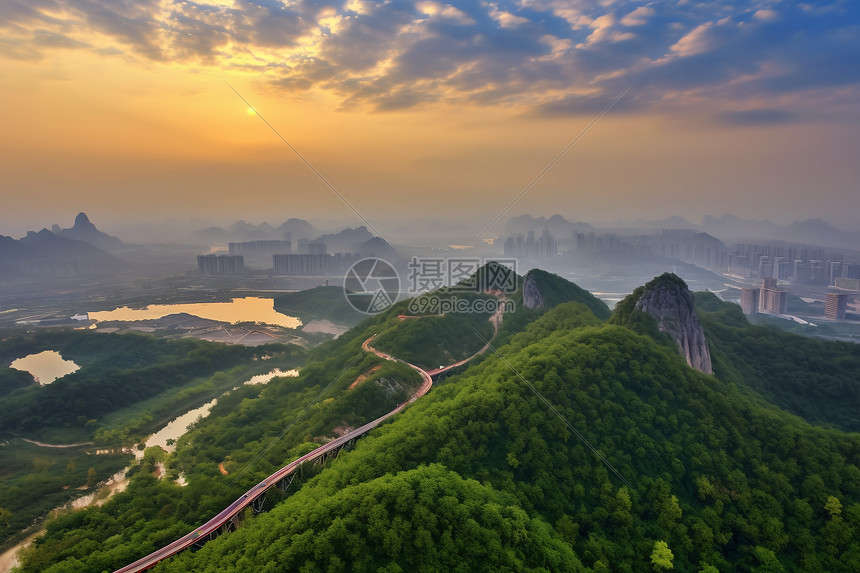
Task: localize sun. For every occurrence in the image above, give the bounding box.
[246,107,256,116]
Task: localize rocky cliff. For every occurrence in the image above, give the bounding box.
[522,273,544,309]
[632,274,713,374]
[519,269,610,319]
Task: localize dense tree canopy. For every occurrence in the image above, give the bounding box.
[694,293,860,433]
[13,277,860,572]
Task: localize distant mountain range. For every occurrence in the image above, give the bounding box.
[0,217,124,276]
[689,214,859,248]
[188,219,395,257]
[190,218,321,244]
[316,226,374,253]
[507,213,860,250]
[54,212,125,252]
[705,215,860,248]
[505,214,595,237]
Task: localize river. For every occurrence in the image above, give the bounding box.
[0,367,299,572]
[139,368,299,456]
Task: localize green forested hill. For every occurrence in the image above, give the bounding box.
[524,267,611,320]
[371,292,497,369]
[13,276,860,572]
[0,331,298,441]
[694,293,860,433]
[273,285,366,326]
[148,301,859,572]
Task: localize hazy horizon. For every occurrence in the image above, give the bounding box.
[5,209,860,249]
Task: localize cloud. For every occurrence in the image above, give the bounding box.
[621,6,655,27]
[1,0,858,119]
[32,29,91,49]
[753,9,780,22]
[69,0,167,60]
[670,23,718,57]
[579,14,635,47]
[0,37,45,61]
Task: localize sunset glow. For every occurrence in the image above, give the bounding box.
[1,0,858,236]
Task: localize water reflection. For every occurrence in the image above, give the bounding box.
[10,351,79,385]
[244,368,299,385]
[0,367,300,572]
[89,297,301,329]
[141,399,218,456]
[141,368,300,456]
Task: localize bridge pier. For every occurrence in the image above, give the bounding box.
[250,493,266,515]
[112,337,440,573]
[278,472,296,492]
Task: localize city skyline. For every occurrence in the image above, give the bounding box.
[2,1,859,238]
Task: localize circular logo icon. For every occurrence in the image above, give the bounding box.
[343,258,400,314]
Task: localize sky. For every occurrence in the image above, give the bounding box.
[1,0,859,239]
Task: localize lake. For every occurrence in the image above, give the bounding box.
[10,350,80,385]
[88,296,301,329]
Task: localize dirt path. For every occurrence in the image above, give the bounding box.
[0,532,38,573]
[21,438,93,448]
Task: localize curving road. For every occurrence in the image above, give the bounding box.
[427,298,504,377]
[113,335,432,573]
[115,299,504,573]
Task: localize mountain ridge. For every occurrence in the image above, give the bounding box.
[611,273,713,374]
[55,212,124,251]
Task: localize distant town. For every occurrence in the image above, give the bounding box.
[1,212,858,342]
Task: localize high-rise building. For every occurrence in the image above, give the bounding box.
[829,261,843,285]
[503,228,558,259]
[835,277,860,291]
[228,240,291,268]
[740,288,759,315]
[296,239,328,255]
[273,254,329,274]
[810,260,826,284]
[197,254,218,275]
[794,259,810,281]
[308,242,328,255]
[759,278,787,314]
[825,293,848,320]
[759,255,773,279]
[197,254,244,275]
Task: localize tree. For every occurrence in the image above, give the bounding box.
[824,495,842,518]
[651,540,674,570]
[0,507,12,527]
[86,467,97,488]
[752,546,784,572]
